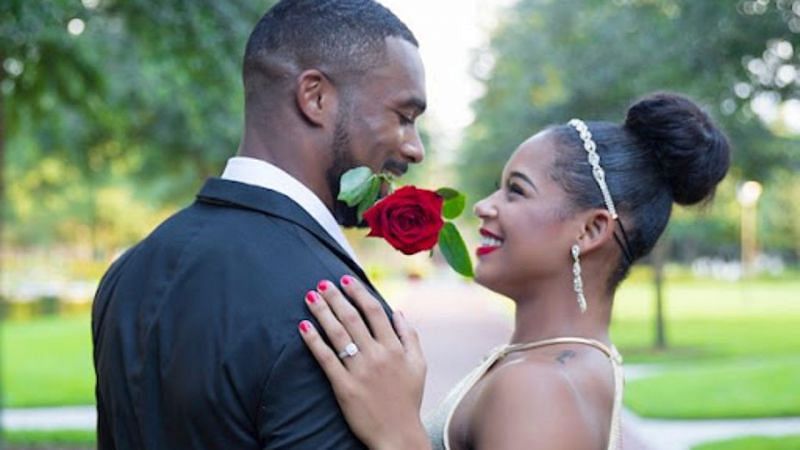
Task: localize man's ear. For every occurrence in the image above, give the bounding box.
[576,209,616,254]
[295,69,337,127]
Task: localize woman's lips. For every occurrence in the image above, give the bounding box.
[477,228,504,257]
[476,246,500,256]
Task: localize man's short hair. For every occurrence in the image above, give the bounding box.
[244,0,418,86]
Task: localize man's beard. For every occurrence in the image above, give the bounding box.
[327,110,362,228]
[325,109,411,228]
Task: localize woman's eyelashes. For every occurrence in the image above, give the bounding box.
[505,181,526,199]
[493,178,525,198]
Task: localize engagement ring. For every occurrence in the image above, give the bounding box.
[338,342,359,359]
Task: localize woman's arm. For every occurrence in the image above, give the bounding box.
[298,275,432,450]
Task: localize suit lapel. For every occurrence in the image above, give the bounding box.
[196,178,377,291]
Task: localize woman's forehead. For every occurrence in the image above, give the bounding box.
[503,130,556,176]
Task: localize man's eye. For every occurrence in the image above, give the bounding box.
[398,113,413,125]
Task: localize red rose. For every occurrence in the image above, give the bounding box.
[363,186,444,255]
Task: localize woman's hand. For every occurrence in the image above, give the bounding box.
[298,275,431,450]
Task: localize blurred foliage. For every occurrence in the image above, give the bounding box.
[459,0,800,260]
[4,0,800,261]
[2,0,274,255]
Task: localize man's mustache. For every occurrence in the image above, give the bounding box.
[382,160,408,177]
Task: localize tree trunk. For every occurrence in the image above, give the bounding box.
[652,237,668,350]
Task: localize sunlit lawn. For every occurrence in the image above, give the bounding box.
[1,274,798,418]
[626,356,800,418]
[1,314,93,407]
[2,429,95,448]
[610,275,800,418]
[692,435,800,450]
[611,276,800,363]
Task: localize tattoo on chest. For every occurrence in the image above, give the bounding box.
[556,350,577,365]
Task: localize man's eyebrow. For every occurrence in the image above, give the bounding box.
[400,97,427,114]
[509,171,538,193]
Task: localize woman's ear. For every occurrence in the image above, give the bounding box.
[295,69,337,127]
[576,209,615,254]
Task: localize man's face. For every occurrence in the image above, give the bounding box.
[328,37,427,227]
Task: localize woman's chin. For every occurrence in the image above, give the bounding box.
[473,265,497,291]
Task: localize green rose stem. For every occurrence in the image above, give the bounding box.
[338,167,394,222]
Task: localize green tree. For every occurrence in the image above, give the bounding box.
[460,0,800,199]
[3,0,274,255]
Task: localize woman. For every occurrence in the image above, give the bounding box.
[297,93,730,449]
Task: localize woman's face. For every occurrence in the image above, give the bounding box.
[473,130,582,298]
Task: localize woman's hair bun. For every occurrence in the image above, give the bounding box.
[624,93,731,205]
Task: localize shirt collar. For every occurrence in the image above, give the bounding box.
[220,156,360,265]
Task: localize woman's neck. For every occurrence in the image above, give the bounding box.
[508,275,613,346]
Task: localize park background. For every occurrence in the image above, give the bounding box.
[1,0,799,449]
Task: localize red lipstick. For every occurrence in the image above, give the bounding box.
[476,228,504,257]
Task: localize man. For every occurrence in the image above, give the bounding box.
[92,1,426,448]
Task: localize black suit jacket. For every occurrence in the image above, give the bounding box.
[93,178,385,449]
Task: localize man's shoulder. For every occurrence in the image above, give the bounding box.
[134,199,313,256]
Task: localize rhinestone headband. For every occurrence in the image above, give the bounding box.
[568,119,618,219]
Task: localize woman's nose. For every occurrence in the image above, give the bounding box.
[473,196,498,219]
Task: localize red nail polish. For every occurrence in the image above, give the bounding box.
[299,321,312,333]
[305,291,317,304]
[317,281,328,291]
[341,275,353,286]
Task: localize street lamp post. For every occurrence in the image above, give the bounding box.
[736,181,763,277]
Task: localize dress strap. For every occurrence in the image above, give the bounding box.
[503,336,622,364]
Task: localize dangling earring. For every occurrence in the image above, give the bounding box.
[571,244,587,313]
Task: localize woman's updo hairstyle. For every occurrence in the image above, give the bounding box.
[551,92,731,288]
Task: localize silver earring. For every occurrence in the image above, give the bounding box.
[571,244,587,313]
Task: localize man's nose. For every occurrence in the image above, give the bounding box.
[401,129,425,164]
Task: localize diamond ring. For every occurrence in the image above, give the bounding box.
[337,342,359,359]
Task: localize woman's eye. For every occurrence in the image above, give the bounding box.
[507,182,525,197]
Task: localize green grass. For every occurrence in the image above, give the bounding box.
[611,316,800,364]
[1,315,94,407]
[610,276,800,419]
[693,435,800,450]
[626,357,800,418]
[2,429,95,447]
[610,277,800,364]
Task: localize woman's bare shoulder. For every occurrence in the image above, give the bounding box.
[468,349,611,450]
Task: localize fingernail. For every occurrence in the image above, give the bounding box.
[299,320,312,333]
[305,291,317,304]
[317,280,329,292]
[341,275,353,286]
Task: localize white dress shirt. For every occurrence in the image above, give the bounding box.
[221,156,360,265]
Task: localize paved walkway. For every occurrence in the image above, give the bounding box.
[3,277,798,449]
[1,406,95,431]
